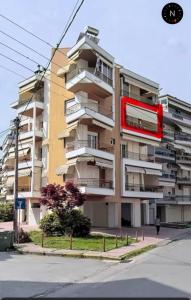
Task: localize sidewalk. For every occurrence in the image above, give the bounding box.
[16,226,191,261]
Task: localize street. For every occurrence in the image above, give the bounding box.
[0,231,191,298]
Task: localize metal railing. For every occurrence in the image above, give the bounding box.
[66,67,113,86]
[161,173,176,179]
[155,148,175,158]
[126,116,157,133]
[66,178,113,189]
[171,112,184,120]
[176,155,191,162]
[125,184,160,192]
[177,177,191,182]
[175,132,191,141]
[66,140,114,153]
[176,196,191,202]
[122,151,155,162]
[18,186,31,192]
[65,101,113,119]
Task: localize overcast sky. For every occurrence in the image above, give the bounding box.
[0,0,190,142]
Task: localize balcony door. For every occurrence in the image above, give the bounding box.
[88,133,97,149]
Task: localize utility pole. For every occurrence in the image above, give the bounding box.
[13,117,20,242]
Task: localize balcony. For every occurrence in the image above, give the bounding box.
[175,132,191,146]
[65,101,114,128]
[122,151,155,162]
[19,128,43,141]
[162,129,174,141]
[159,173,176,186]
[66,140,114,161]
[121,91,155,106]
[69,178,114,196]
[126,116,157,133]
[164,111,191,128]
[17,98,44,117]
[177,177,191,184]
[65,67,113,98]
[176,154,191,164]
[155,148,175,161]
[122,152,162,173]
[175,196,191,203]
[123,184,163,198]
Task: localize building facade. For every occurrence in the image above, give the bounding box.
[156,94,191,223]
[1,27,191,227]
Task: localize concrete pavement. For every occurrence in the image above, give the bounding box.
[1,230,191,298]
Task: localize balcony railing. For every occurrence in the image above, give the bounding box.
[65,101,113,119]
[66,178,113,189]
[66,67,113,86]
[125,184,160,192]
[121,91,156,105]
[176,155,191,162]
[155,149,175,159]
[161,173,176,179]
[126,116,157,133]
[175,132,191,141]
[176,196,191,202]
[17,97,44,108]
[122,151,155,162]
[177,177,191,182]
[163,129,174,139]
[171,112,184,120]
[66,140,113,153]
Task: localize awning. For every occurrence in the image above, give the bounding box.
[126,104,157,123]
[58,121,78,139]
[178,164,191,171]
[42,138,49,146]
[92,120,112,131]
[18,169,31,177]
[57,62,76,77]
[125,166,145,173]
[56,164,74,176]
[6,177,14,187]
[96,161,113,169]
[6,152,15,159]
[145,169,162,176]
[18,148,30,157]
[175,124,191,135]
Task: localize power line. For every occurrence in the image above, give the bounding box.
[0,64,25,78]
[0,51,34,73]
[2,0,85,164]
[0,30,64,70]
[0,13,69,59]
[0,51,71,93]
[0,40,63,78]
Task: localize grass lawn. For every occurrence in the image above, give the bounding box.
[29,231,137,252]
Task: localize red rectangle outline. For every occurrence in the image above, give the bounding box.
[121,96,163,139]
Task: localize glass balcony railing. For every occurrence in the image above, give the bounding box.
[125,184,160,192]
[66,67,113,86]
[66,140,113,153]
[155,149,175,159]
[122,151,155,162]
[66,178,113,189]
[175,132,191,141]
[65,101,113,119]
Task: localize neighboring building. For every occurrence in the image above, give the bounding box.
[156,95,191,222]
[1,26,190,227]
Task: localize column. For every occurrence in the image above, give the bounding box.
[131,200,141,227]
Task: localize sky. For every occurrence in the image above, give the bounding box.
[0,0,191,142]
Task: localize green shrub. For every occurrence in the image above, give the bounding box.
[40,210,91,237]
[39,213,64,236]
[0,202,14,222]
[63,209,91,237]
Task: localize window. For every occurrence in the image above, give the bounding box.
[31,203,40,208]
[88,134,97,148]
[121,144,128,158]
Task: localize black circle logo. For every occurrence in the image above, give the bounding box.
[162,2,183,24]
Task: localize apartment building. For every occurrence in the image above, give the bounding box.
[1,26,166,227]
[155,95,191,222]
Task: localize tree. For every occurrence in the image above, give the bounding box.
[40,182,86,220]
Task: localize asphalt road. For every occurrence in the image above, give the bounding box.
[0,231,191,298]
